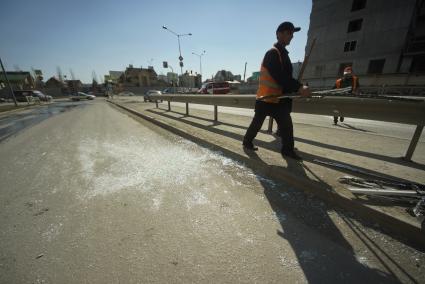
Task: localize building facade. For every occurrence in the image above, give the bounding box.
[0,71,34,90]
[303,0,425,88]
[119,65,159,87]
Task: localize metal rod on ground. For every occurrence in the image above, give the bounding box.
[0,56,18,106]
[186,102,189,115]
[268,117,273,133]
[214,105,218,121]
[348,187,419,196]
[404,125,424,161]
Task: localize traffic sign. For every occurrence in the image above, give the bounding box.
[179,62,184,67]
[179,56,183,61]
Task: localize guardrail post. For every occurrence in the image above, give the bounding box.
[186,102,189,115]
[404,125,424,161]
[155,100,158,108]
[168,101,171,111]
[267,117,273,133]
[214,105,218,121]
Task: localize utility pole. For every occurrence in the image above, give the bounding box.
[243,62,247,82]
[0,56,17,106]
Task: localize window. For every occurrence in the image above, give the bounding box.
[347,19,363,33]
[367,59,386,74]
[344,41,357,52]
[351,0,366,11]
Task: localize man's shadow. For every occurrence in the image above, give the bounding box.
[243,148,402,283]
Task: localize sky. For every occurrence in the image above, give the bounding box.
[0,0,312,83]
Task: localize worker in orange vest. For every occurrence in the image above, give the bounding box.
[333,66,359,125]
[243,22,311,160]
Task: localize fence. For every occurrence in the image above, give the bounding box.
[149,94,425,161]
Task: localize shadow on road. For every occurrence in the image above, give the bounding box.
[146,108,425,174]
[243,149,403,283]
[119,103,420,282]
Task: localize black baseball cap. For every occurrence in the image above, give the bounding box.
[276,22,301,33]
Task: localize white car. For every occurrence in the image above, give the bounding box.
[71,92,96,101]
[144,90,162,102]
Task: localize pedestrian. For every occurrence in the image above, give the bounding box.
[333,66,359,125]
[242,21,311,160]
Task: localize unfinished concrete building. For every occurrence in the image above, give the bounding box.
[303,0,425,90]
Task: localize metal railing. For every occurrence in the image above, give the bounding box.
[149,94,425,161]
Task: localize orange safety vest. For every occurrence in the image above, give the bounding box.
[256,47,283,103]
[336,75,358,91]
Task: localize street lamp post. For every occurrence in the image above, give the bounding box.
[162,26,192,76]
[192,50,206,77]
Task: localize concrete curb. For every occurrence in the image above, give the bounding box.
[108,100,425,249]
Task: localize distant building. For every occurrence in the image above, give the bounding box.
[45,77,64,88]
[303,0,425,87]
[292,62,302,80]
[0,71,34,90]
[65,80,83,93]
[233,75,242,82]
[158,74,168,82]
[180,71,202,88]
[119,64,159,87]
[247,72,260,84]
[167,72,179,86]
[214,70,235,82]
[105,71,124,85]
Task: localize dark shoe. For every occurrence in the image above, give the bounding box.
[340,117,344,122]
[282,151,303,161]
[243,142,258,151]
[274,130,281,137]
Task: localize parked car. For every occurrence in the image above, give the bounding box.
[71,92,96,101]
[144,90,163,102]
[162,88,173,94]
[31,90,52,102]
[12,90,51,102]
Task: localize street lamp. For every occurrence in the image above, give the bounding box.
[192,50,206,77]
[162,26,192,76]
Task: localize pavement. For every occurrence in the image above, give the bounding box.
[109,97,425,248]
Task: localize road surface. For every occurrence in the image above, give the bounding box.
[0,99,423,283]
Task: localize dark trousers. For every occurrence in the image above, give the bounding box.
[243,99,294,154]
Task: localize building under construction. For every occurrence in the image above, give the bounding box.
[303,0,425,91]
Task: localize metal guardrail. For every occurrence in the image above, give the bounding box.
[149,94,425,161]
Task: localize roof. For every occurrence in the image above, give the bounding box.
[109,71,124,79]
[0,72,32,82]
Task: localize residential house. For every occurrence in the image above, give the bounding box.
[180,71,202,88]
[45,77,64,88]
[65,80,83,93]
[119,65,159,87]
[104,71,124,85]
[0,71,34,90]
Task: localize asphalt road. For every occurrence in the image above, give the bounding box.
[0,99,423,283]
